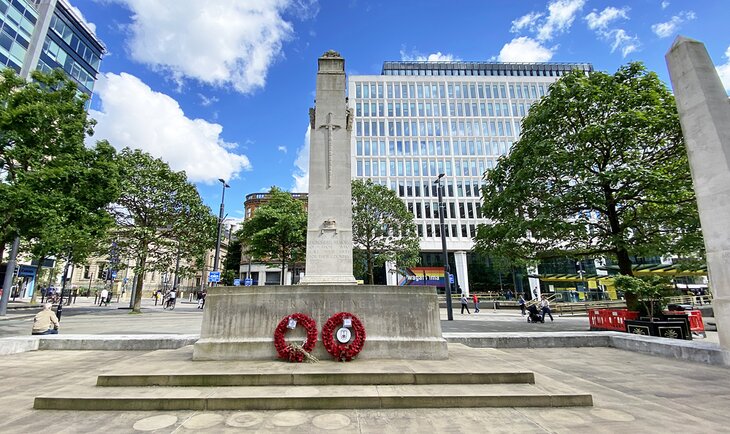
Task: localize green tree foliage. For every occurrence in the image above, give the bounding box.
[112,149,216,312]
[352,179,420,284]
[475,63,701,291]
[614,275,674,319]
[221,237,242,285]
[0,68,119,263]
[238,187,306,285]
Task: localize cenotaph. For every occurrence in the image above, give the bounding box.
[193,51,447,361]
[666,37,730,353]
[298,50,357,285]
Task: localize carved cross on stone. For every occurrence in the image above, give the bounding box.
[319,112,340,189]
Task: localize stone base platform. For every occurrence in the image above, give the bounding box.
[193,285,448,361]
[33,344,593,411]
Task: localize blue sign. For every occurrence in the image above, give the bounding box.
[208,271,221,283]
[449,273,455,284]
[233,278,241,286]
[110,271,117,279]
[244,277,253,286]
[18,265,37,277]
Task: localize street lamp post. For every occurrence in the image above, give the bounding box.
[213,178,230,286]
[434,173,453,321]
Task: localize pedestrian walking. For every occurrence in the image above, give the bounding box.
[472,293,480,313]
[460,293,471,314]
[197,290,207,309]
[99,288,109,306]
[540,294,554,321]
[518,294,526,316]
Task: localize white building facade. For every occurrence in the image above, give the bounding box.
[349,61,593,294]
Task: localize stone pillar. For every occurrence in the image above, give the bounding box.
[299,50,357,285]
[666,36,730,351]
[454,251,469,296]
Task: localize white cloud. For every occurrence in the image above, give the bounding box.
[115,0,310,94]
[67,4,97,34]
[537,0,586,41]
[197,93,219,107]
[278,145,288,153]
[609,29,640,57]
[291,126,310,193]
[497,37,555,62]
[89,72,252,184]
[651,11,696,38]
[400,48,459,62]
[716,46,730,93]
[511,12,543,33]
[585,7,629,30]
[584,6,639,57]
[661,1,670,9]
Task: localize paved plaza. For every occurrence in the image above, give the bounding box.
[0,297,727,432]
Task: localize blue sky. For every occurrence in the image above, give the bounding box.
[69,0,729,224]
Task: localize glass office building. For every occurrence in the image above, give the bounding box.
[1,0,104,97]
[349,61,593,294]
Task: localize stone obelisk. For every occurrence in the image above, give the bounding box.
[299,50,357,285]
[666,36,730,352]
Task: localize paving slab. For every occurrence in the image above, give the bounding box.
[2,344,729,432]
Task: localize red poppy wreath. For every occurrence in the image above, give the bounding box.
[321,312,366,361]
[273,313,318,362]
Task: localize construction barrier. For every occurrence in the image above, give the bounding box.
[588,308,640,332]
[665,310,706,337]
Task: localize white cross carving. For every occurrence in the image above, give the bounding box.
[319,112,340,189]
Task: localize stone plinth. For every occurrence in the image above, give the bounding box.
[193,285,448,361]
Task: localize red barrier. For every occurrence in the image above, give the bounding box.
[589,309,640,332]
[665,310,705,337]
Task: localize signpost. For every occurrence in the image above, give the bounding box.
[233,278,241,286]
[208,271,221,283]
[244,277,253,287]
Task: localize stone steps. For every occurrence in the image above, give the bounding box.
[32,345,594,411]
[95,371,535,387]
[34,383,593,411]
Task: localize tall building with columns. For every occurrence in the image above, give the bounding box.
[349,61,593,295]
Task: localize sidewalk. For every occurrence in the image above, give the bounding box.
[1,343,728,432]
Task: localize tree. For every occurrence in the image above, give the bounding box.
[238,187,306,285]
[352,179,420,284]
[614,275,674,319]
[23,140,120,262]
[111,149,216,312]
[474,63,702,307]
[221,237,242,285]
[0,69,120,311]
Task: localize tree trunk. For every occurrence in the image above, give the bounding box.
[367,250,374,285]
[30,256,44,305]
[133,248,147,313]
[616,247,639,310]
[279,248,286,286]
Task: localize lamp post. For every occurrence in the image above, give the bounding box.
[213,178,230,285]
[434,173,453,321]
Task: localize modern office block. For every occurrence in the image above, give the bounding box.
[1,0,104,96]
[349,61,593,294]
